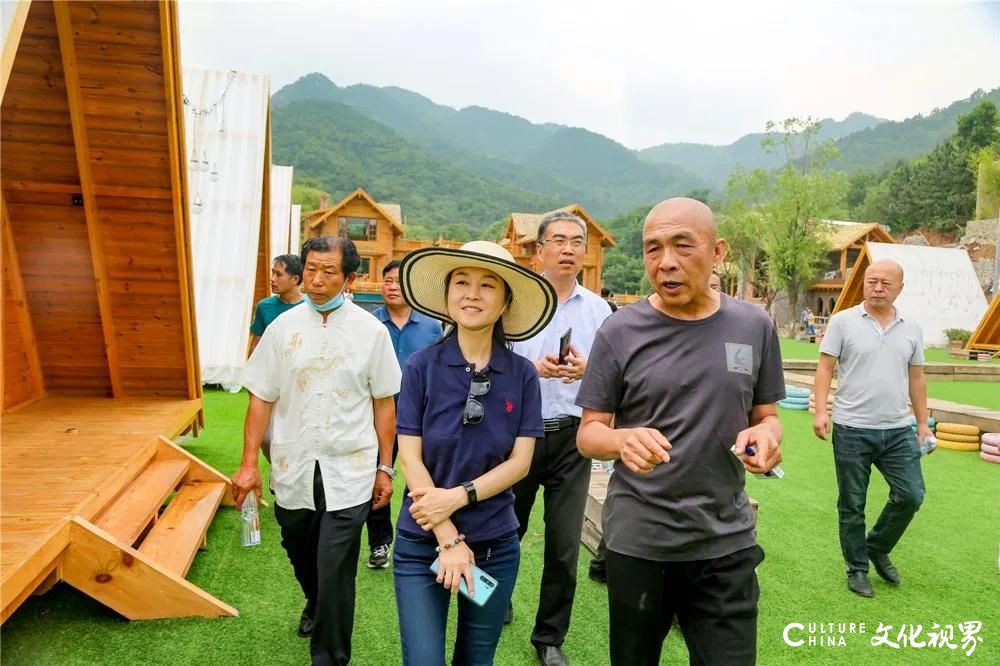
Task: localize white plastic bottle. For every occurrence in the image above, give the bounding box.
[240,491,261,546]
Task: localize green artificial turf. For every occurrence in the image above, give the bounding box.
[2,391,997,665]
[926,381,1000,412]
[780,338,999,365]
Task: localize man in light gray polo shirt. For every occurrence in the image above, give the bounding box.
[814,258,930,598]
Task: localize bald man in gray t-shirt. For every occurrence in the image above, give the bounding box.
[814,258,929,599]
[577,198,785,666]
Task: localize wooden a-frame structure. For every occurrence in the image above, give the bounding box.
[2,1,236,623]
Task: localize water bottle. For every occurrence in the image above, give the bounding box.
[919,435,937,456]
[240,491,261,547]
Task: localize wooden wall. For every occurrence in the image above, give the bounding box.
[2,199,45,410]
[2,1,111,396]
[1,1,200,406]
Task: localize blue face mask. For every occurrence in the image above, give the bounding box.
[304,286,346,313]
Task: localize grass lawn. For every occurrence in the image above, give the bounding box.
[780,338,998,366]
[780,338,998,412]
[2,390,997,665]
[927,382,1000,412]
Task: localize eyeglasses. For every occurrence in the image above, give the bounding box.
[463,371,491,426]
[541,237,585,250]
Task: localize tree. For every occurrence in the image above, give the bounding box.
[956,100,1000,151]
[719,166,769,301]
[292,183,324,211]
[759,118,846,317]
[601,250,645,294]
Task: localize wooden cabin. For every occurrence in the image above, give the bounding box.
[303,188,406,281]
[1,0,235,623]
[807,222,894,316]
[502,204,616,293]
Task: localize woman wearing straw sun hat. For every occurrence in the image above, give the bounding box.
[391,241,556,665]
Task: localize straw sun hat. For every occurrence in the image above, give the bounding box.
[399,241,557,341]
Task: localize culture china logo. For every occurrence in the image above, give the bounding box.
[783,621,984,656]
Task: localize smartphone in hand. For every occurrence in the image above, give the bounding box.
[429,558,499,606]
[558,328,573,365]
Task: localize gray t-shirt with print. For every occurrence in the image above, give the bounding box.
[576,295,785,562]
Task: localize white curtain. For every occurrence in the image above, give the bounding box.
[270,165,294,259]
[290,204,302,255]
[184,68,270,390]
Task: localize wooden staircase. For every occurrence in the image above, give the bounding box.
[59,437,238,620]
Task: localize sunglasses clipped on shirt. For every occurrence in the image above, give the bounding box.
[463,371,491,426]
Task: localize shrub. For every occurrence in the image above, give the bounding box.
[943,328,972,343]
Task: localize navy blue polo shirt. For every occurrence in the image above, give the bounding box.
[372,306,443,370]
[396,335,544,542]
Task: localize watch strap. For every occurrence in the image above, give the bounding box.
[462,480,478,505]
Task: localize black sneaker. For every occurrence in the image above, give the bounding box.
[368,544,390,569]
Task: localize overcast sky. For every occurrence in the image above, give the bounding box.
[179,0,1000,149]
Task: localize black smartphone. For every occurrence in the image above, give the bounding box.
[558,328,572,365]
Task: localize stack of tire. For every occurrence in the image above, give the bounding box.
[808,391,833,416]
[934,422,981,452]
[980,432,1000,464]
[779,386,810,411]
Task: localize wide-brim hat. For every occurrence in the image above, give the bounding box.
[399,241,556,341]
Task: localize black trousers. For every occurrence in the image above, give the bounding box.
[512,422,591,648]
[365,435,398,549]
[274,463,370,666]
[606,545,764,666]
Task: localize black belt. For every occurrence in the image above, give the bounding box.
[543,416,580,433]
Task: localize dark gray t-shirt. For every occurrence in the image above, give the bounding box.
[576,295,785,562]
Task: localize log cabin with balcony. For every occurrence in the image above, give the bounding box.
[806,221,894,317]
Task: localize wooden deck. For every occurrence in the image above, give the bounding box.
[1,396,201,621]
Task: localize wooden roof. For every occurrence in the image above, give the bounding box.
[303,188,406,235]
[967,291,1000,351]
[509,203,616,247]
[825,221,894,251]
[2,0,201,408]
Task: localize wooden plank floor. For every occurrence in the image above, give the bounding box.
[0,396,201,613]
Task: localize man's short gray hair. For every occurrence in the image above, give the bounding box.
[537,211,587,243]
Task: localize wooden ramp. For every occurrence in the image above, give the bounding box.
[1,397,237,623]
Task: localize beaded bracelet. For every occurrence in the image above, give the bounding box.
[435,534,466,552]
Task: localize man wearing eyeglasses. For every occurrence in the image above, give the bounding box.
[510,210,613,666]
[365,261,443,570]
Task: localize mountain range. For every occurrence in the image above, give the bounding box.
[271,73,999,230]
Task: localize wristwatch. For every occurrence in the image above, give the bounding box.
[377,464,396,480]
[462,480,478,505]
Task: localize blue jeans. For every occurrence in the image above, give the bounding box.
[393,529,520,666]
[832,423,925,574]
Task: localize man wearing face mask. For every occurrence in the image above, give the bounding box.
[233,236,402,666]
